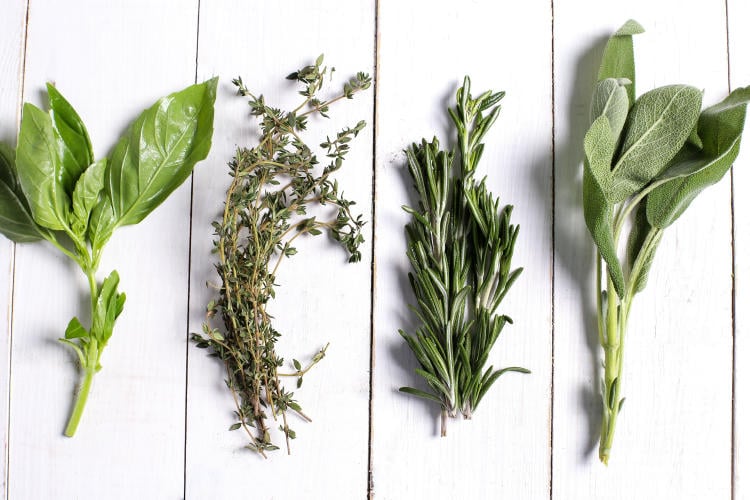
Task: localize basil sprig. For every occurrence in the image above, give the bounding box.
[0,78,217,436]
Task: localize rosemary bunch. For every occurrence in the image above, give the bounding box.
[399,77,529,436]
[192,56,370,456]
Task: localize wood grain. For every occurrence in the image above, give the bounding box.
[185,1,375,498]
[7,1,199,498]
[0,1,744,498]
[0,1,26,495]
[372,1,553,498]
[728,0,750,497]
[553,4,733,498]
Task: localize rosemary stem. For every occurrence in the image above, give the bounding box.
[64,260,100,437]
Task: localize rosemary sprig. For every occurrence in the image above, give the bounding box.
[192,56,370,456]
[399,77,529,436]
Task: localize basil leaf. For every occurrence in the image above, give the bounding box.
[0,143,17,189]
[46,83,94,191]
[88,194,116,249]
[646,86,750,228]
[590,78,629,140]
[106,77,217,228]
[0,144,45,242]
[610,85,702,203]
[92,270,125,345]
[597,19,644,105]
[583,116,625,297]
[70,158,106,236]
[64,317,88,340]
[16,103,71,230]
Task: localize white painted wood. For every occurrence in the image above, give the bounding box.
[0,1,26,496]
[372,1,553,498]
[553,4,733,499]
[728,1,750,497]
[0,1,743,498]
[185,1,374,498]
[7,1,198,498]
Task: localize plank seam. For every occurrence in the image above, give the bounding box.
[549,0,556,498]
[367,1,380,498]
[183,0,202,498]
[724,1,736,499]
[5,0,31,497]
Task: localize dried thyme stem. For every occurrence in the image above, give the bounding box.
[193,56,370,456]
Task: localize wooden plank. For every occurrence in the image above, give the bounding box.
[552,7,733,498]
[728,1,750,497]
[0,1,27,496]
[185,1,375,498]
[7,1,198,498]
[372,1,553,498]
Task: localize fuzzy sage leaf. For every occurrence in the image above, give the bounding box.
[647,86,750,228]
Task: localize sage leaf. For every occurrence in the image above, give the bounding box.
[586,20,750,465]
[611,85,702,202]
[16,103,71,230]
[647,86,750,228]
[0,144,45,242]
[106,77,217,228]
[590,78,629,141]
[625,203,661,294]
[597,19,644,105]
[70,158,106,236]
[583,115,625,296]
[47,83,94,190]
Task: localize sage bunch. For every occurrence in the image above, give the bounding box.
[0,79,218,435]
[192,57,370,456]
[583,20,750,464]
[399,77,528,436]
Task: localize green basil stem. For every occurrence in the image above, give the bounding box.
[64,356,96,436]
[64,259,103,436]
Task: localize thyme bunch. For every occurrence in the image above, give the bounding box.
[193,57,370,456]
[399,77,529,436]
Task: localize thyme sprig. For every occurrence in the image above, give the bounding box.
[399,77,529,436]
[192,56,370,456]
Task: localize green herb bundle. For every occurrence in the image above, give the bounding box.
[0,79,218,435]
[583,20,750,464]
[399,77,529,436]
[192,57,370,456]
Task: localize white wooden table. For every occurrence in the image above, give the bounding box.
[1,1,747,498]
